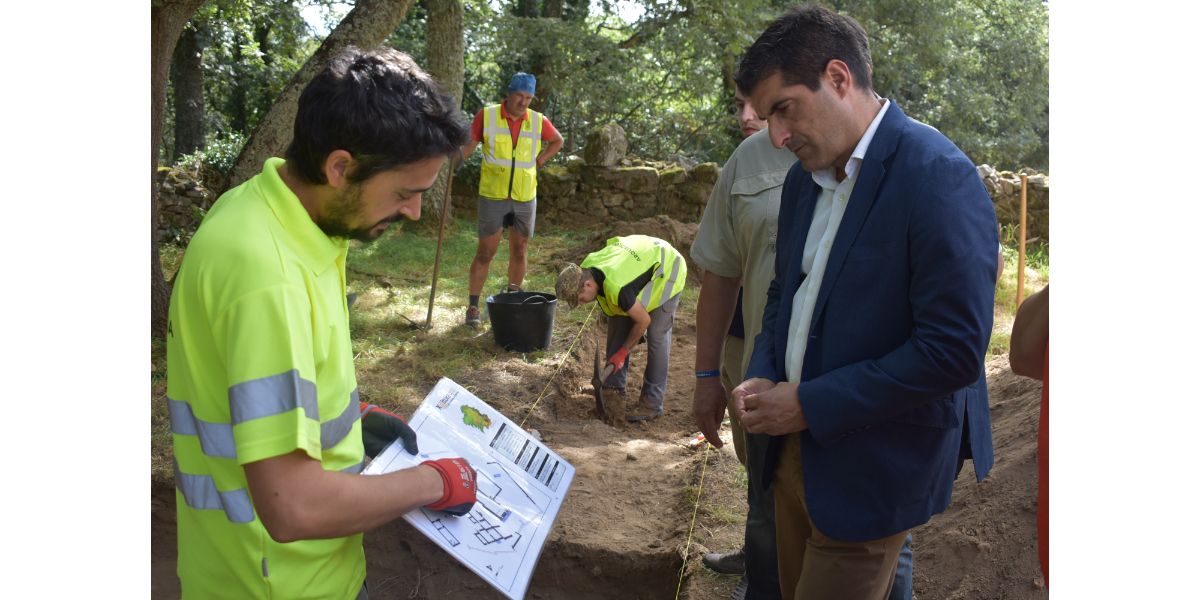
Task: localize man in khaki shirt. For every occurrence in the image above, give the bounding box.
[690,89,793,600]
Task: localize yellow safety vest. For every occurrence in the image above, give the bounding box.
[479,104,542,202]
[168,158,366,599]
[581,235,687,317]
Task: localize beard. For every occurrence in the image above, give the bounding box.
[315,183,395,243]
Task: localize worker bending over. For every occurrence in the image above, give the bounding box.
[556,235,686,422]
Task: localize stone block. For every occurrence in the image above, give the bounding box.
[689,162,721,185]
[615,166,659,193]
[659,166,688,186]
[583,122,628,166]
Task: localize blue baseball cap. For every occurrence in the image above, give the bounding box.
[507,72,537,95]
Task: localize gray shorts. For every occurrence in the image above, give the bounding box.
[478,197,537,238]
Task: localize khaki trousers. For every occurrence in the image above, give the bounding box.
[774,433,909,600]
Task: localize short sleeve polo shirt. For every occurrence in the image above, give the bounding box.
[167,157,366,599]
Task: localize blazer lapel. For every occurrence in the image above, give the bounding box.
[809,102,906,329]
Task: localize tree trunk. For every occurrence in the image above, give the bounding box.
[225,0,419,191]
[171,24,206,161]
[515,0,538,18]
[229,29,249,133]
[425,0,465,220]
[153,0,206,340]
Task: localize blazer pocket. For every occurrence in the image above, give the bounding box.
[887,395,959,429]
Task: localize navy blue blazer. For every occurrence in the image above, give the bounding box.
[745,102,997,542]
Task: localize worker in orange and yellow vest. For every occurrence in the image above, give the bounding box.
[460,72,564,327]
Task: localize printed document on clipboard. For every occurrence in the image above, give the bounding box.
[362,377,574,600]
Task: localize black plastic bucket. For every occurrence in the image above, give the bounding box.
[485,291,557,352]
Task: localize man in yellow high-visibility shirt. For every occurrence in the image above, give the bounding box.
[167,48,478,599]
[460,72,564,327]
[556,235,686,422]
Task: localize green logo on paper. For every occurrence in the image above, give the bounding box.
[461,405,492,432]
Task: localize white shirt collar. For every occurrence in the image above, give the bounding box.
[812,98,890,190]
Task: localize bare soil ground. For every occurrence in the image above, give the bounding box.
[151,216,1047,599]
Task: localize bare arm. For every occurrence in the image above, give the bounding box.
[461,139,480,161]
[537,132,564,167]
[622,301,653,351]
[694,271,742,372]
[1010,284,1049,380]
[244,450,445,543]
[692,271,742,446]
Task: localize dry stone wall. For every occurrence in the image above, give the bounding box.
[978,164,1049,243]
[156,121,1049,246]
[452,156,719,224]
[156,167,216,245]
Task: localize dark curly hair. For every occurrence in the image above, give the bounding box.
[285,46,469,185]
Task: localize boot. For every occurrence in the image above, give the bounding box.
[626,401,663,422]
[702,546,746,575]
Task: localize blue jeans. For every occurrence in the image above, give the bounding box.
[888,534,914,600]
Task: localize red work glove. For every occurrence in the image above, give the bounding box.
[360,402,419,458]
[607,345,630,371]
[422,457,477,516]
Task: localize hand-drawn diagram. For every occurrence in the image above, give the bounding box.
[362,378,575,600]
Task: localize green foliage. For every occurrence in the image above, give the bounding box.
[166,0,1049,173]
[384,2,428,64]
[830,0,1049,170]
[192,0,319,137]
[173,131,247,175]
[454,0,778,164]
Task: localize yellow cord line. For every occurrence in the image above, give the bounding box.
[675,442,712,599]
[514,302,712,596]
[519,303,597,429]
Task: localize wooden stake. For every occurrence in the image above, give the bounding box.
[426,156,460,329]
[1016,174,1028,309]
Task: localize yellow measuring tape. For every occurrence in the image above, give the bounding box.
[675,442,712,599]
[515,303,712,598]
[519,303,597,429]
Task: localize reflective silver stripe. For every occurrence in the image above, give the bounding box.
[174,459,256,523]
[482,153,536,169]
[262,558,269,578]
[321,388,361,450]
[340,460,364,474]
[484,154,537,169]
[640,246,667,306]
[659,253,682,303]
[169,398,237,459]
[229,370,319,425]
[485,106,502,156]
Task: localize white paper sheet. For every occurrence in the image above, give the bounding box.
[362,377,575,600]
